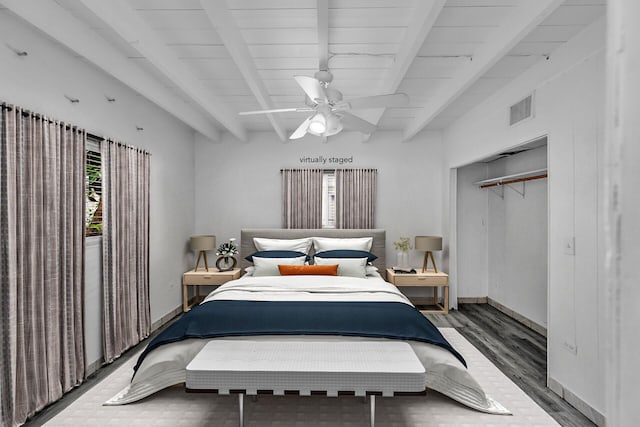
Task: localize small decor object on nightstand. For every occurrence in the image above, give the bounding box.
[215,238,238,271]
[393,237,412,270]
[415,236,442,273]
[190,235,216,271]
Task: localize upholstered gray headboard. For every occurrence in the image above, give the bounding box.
[240,229,386,272]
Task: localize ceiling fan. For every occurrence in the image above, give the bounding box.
[238,70,409,140]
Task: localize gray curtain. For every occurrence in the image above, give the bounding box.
[101,139,150,363]
[0,104,85,427]
[281,169,323,229]
[335,169,377,229]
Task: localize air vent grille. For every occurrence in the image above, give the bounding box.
[510,95,533,125]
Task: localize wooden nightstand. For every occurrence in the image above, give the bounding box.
[182,268,241,312]
[386,268,449,314]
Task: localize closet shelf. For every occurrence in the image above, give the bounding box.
[474,168,547,189]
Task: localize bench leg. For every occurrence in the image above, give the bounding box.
[370,395,375,427]
[238,393,244,427]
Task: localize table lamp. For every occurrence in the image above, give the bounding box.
[414,236,443,273]
[190,235,216,271]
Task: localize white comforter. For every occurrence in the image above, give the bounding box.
[203,273,412,304]
[106,274,509,414]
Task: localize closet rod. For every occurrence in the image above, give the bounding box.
[480,173,547,189]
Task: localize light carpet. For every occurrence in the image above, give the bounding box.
[43,329,559,426]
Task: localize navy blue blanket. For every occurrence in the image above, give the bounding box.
[134,300,466,373]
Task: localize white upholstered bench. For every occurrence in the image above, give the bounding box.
[185,340,426,426]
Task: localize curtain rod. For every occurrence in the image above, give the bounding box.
[3,102,150,155]
[3,102,82,131]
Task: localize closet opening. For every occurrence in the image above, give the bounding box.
[454,135,548,336]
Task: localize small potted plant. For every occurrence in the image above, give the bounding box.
[393,237,412,269]
[216,238,239,271]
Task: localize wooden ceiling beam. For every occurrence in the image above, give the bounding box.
[361,0,446,141]
[403,0,564,141]
[0,0,221,141]
[200,0,286,141]
[80,0,247,142]
[380,0,446,94]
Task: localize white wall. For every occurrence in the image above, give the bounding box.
[84,238,103,366]
[0,11,196,367]
[444,17,606,421]
[604,1,640,425]
[487,147,548,328]
[194,130,442,268]
[456,163,489,298]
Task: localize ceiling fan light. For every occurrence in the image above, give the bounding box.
[308,113,327,134]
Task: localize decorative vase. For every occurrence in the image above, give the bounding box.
[396,250,410,269]
[216,256,237,272]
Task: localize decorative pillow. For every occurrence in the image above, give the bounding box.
[314,249,377,263]
[245,250,310,263]
[278,264,338,276]
[253,237,313,254]
[314,257,368,278]
[312,237,373,252]
[253,255,306,277]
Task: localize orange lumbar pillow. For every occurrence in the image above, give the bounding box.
[278,264,339,276]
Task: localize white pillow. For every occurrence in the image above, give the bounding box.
[253,255,306,277]
[312,236,373,252]
[314,257,368,278]
[253,237,313,254]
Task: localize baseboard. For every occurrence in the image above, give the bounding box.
[151,305,182,333]
[85,358,102,377]
[487,298,547,337]
[457,297,488,304]
[547,376,606,426]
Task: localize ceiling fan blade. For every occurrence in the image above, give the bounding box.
[239,107,314,116]
[339,93,409,110]
[289,116,312,140]
[294,76,327,103]
[340,112,377,134]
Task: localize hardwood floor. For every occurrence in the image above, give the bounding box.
[426,304,596,427]
[26,303,595,426]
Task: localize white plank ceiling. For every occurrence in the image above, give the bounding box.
[1,0,606,142]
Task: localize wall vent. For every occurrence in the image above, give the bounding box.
[509,94,533,125]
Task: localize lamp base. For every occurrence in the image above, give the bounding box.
[194,251,210,271]
[422,251,438,273]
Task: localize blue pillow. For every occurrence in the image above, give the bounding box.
[245,250,310,263]
[314,250,378,263]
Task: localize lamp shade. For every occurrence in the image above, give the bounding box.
[190,235,216,251]
[414,236,442,251]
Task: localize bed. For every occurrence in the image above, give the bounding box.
[106,229,509,415]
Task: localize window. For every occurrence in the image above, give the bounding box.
[281,168,376,229]
[85,139,102,236]
[321,171,336,228]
